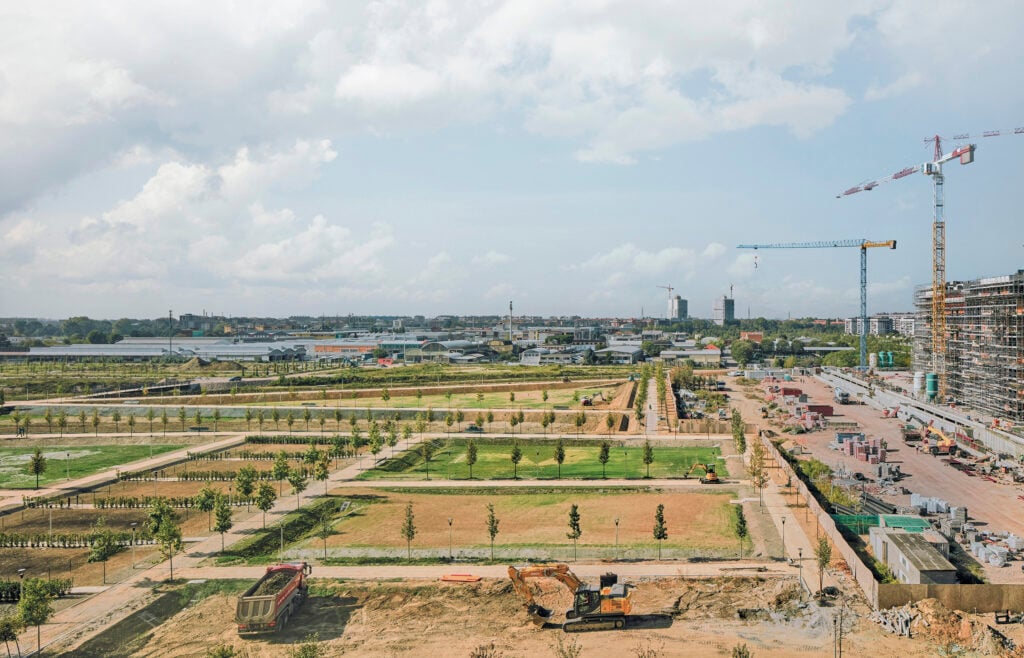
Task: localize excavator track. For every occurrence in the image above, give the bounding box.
[562,616,626,632]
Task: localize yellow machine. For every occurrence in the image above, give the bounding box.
[507,564,632,632]
[924,424,958,456]
[686,462,720,484]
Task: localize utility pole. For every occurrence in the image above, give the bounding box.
[168,310,173,355]
[508,300,513,343]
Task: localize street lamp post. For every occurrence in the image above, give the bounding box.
[448,517,453,560]
[66,451,70,480]
[130,522,138,569]
[280,523,285,559]
[781,517,786,561]
[17,568,26,599]
[798,548,804,599]
[614,518,620,556]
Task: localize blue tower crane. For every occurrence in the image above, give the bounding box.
[736,239,897,369]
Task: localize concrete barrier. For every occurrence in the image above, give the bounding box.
[877,584,1024,613]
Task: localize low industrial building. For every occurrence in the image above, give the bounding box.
[869,524,957,585]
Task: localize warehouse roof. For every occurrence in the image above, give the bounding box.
[886,532,955,572]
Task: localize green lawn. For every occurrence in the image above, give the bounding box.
[261,386,616,411]
[0,445,183,489]
[358,439,727,481]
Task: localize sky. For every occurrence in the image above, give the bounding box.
[1,1,1022,322]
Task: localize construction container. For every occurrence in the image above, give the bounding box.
[806,404,834,416]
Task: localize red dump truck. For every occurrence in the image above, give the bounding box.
[236,562,312,635]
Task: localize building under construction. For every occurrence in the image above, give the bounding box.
[914,270,1024,423]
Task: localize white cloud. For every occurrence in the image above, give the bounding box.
[864,72,924,101]
[471,250,513,267]
[702,242,727,259]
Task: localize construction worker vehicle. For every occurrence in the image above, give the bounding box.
[508,564,632,632]
[686,462,721,484]
[924,424,958,456]
[236,562,312,635]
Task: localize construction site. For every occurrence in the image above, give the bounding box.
[914,270,1024,425]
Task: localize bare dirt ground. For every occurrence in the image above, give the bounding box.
[122,576,963,658]
[319,488,739,556]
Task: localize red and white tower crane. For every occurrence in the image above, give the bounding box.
[837,126,1022,399]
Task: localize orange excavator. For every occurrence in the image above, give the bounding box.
[685,462,721,484]
[507,564,632,632]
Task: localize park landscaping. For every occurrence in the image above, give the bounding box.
[314,486,746,559]
[0,445,183,489]
[358,438,727,481]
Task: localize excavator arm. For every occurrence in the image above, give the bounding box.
[508,564,584,627]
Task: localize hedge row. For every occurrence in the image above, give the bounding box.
[93,495,251,509]
[0,531,151,549]
[0,578,74,602]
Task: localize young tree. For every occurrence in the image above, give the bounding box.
[288,470,308,509]
[303,441,321,466]
[286,411,295,433]
[455,409,465,431]
[486,503,500,560]
[148,498,183,581]
[44,408,53,433]
[244,408,253,431]
[509,414,519,435]
[256,482,277,528]
[27,447,46,489]
[542,389,549,402]
[486,410,494,432]
[272,407,281,431]
[333,408,343,432]
[420,440,434,480]
[748,439,769,508]
[598,441,610,479]
[235,465,257,511]
[318,412,326,435]
[815,536,833,595]
[510,441,523,479]
[160,408,169,436]
[214,493,233,552]
[444,412,454,436]
[574,411,585,438]
[605,412,615,437]
[475,412,485,430]
[88,516,122,584]
[257,409,266,432]
[0,612,24,658]
[146,407,156,434]
[111,409,121,432]
[401,423,412,448]
[653,504,668,560]
[554,439,566,478]
[91,409,101,435]
[127,413,136,436]
[17,577,54,656]
[194,485,218,531]
[466,439,478,479]
[386,423,398,457]
[212,408,221,431]
[382,388,390,404]
[401,502,416,559]
[78,409,87,433]
[57,410,68,437]
[509,391,515,403]
[302,407,312,431]
[642,440,654,478]
[314,455,330,495]
[541,413,552,436]
[566,504,582,561]
[273,451,290,495]
[178,406,187,432]
[316,511,333,560]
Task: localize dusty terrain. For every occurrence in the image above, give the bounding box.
[747,375,1024,584]
[97,576,991,658]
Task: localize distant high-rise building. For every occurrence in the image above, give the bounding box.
[712,295,735,326]
[668,295,687,320]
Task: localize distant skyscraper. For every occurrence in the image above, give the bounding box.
[713,294,735,326]
[668,295,687,320]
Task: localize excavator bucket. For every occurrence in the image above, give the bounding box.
[527,603,553,627]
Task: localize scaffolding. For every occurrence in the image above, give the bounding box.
[914,270,1024,422]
